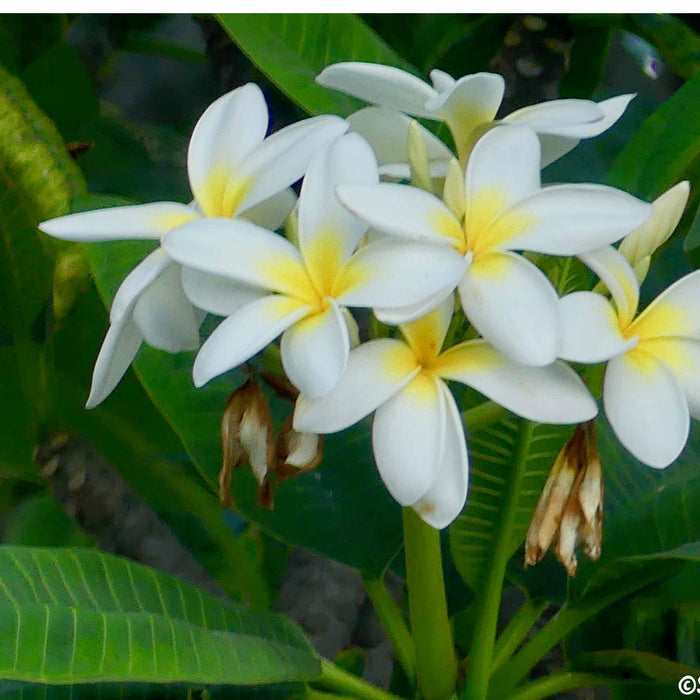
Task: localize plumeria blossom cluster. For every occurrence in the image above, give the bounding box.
[41,61,698,532]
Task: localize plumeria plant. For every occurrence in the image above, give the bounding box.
[3,13,700,700]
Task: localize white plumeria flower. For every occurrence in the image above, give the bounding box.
[559,245,700,468]
[337,125,652,367]
[294,296,597,529]
[162,134,468,398]
[317,61,634,170]
[40,83,347,407]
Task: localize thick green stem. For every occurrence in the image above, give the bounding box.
[402,508,457,700]
[315,660,404,700]
[363,576,416,684]
[461,421,535,700]
[505,672,610,700]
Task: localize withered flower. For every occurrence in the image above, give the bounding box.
[525,421,603,576]
[220,379,275,508]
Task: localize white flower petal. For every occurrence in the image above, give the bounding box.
[465,126,540,238]
[110,248,173,322]
[281,299,350,399]
[187,84,268,216]
[429,68,456,92]
[86,314,143,409]
[538,134,580,168]
[627,270,700,342]
[316,62,437,118]
[373,373,445,506]
[242,187,297,230]
[638,337,700,420]
[337,183,464,247]
[545,94,635,139]
[374,284,455,325]
[558,292,630,363]
[498,184,652,255]
[435,339,598,424]
[193,295,310,387]
[347,107,453,173]
[504,98,603,133]
[604,350,689,468]
[335,239,467,309]
[458,252,558,367]
[425,72,504,153]
[162,218,314,299]
[293,339,419,433]
[182,267,266,316]
[39,203,197,242]
[237,115,348,213]
[298,133,378,287]
[132,264,200,353]
[412,383,469,529]
[579,246,640,326]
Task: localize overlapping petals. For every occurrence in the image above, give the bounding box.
[295,297,597,528]
[339,126,651,365]
[165,134,466,397]
[317,61,633,167]
[39,84,346,407]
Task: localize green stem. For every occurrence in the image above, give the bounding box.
[505,672,610,700]
[316,660,404,700]
[363,576,416,684]
[462,401,509,434]
[490,565,682,696]
[402,508,457,700]
[305,689,352,700]
[490,598,548,672]
[461,421,535,700]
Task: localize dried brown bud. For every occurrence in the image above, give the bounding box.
[275,415,324,480]
[525,421,603,576]
[219,379,275,508]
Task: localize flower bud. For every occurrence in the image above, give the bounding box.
[408,120,433,193]
[219,378,275,508]
[525,421,603,576]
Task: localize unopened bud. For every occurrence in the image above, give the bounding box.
[525,421,603,576]
[276,415,324,480]
[408,120,433,193]
[220,379,274,508]
[443,159,466,219]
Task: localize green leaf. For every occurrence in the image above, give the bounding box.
[216,14,417,117]
[606,70,700,200]
[449,418,572,591]
[85,236,402,576]
[573,649,699,682]
[0,546,319,685]
[561,18,614,98]
[627,14,700,80]
[597,417,700,564]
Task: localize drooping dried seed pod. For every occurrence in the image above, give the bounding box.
[525,421,603,576]
[219,378,275,508]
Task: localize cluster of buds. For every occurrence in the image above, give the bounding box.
[525,421,603,576]
[220,378,323,510]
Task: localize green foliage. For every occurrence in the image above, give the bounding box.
[0,546,319,685]
[217,14,416,117]
[449,419,572,591]
[606,69,700,199]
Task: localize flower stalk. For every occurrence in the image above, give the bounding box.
[402,507,457,700]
